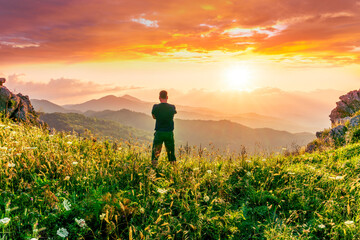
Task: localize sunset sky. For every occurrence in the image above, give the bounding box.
[1,0,360,105]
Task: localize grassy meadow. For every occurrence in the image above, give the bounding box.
[1,116,360,239]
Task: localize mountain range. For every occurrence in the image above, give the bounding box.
[33,94,306,132]
[32,94,315,152]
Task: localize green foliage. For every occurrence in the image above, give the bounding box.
[346,126,360,144]
[41,112,152,142]
[1,118,360,239]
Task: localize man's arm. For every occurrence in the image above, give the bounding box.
[152,104,157,119]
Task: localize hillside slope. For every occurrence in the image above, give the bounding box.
[40,112,152,141]
[85,109,314,151]
[0,116,359,239]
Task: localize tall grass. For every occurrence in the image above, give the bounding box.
[0,116,360,239]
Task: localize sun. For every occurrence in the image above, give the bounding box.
[224,64,253,90]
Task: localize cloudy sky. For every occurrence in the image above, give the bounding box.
[0,0,359,105]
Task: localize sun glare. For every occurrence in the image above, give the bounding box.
[224,64,253,91]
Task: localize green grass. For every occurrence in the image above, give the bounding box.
[0,116,360,239]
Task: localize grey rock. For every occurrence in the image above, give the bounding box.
[350,115,360,128]
[330,89,360,124]
[329,125,347,139]
[316,131,323,138]
[0,86,44,126]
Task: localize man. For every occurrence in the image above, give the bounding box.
[151,90,177,167]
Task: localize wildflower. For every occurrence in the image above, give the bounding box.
[318,224,325,229]
[64,176,70,181]
[100,213,106,220]
[67,141,73,145]
[57,227,69,238]
[72,161,78,165]
[288,172,295,175]
[0,217,10,225]
[193,167,199,171]
[329,176,344,180]
[24,147,37,150]
[157,188,168,194]
[207,170,212,174]
[262,158,266,162]
[30,238,38,240]
[246,171,252,177]
[245,160,251,163]
[139,207,145,214]
[345,220,354,225]
[282,148,287,151]
[63,199,71,211]
[7,163,15,168]
[75,218,87,228]
[0,147,7,151]
[204,195,210,202]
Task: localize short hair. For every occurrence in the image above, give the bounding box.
[159,90,168,99]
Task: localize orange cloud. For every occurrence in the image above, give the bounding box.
[0,0,359,64]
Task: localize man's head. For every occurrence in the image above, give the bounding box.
[159,90,168,103]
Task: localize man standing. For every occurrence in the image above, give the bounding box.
[151,90,177,167]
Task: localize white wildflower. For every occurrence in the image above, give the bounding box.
[345,220,354,225]
[0,217,10,225]
[30,238,38,240]
[318,224,325,229]
[139,207,145,214]
[63,199,71,211]
[64,176,70,181]
[193,167,199,171]
[245,160,252,163]
[329,176,344,180]
[67,141,73,145]
[0,147,8,151]
[206,170,212,174]
[75,218,87,228]
[100,213,106,220]
[65,135,72,138]
[56,227,69,238]
[24,147,37,150]
[288,172,295,175]
[157,188,168,194]
[262,158,266,162]
[204,195,210,202]
[246,171,252,177]
[72,161,78,165]
[7,163,15,168]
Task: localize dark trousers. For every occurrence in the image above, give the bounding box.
[151,131,176,163]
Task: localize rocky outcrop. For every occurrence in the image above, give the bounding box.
[350,115,360,128]
[0,86,44,126]
[329,125,347,139]
[330,89,360,124]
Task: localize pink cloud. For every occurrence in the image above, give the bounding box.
[5,74,141,103]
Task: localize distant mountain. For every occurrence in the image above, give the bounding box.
[32,99,80,113]
[61,94,307,132]
[63,95,152,113]
[85,109,315,152]
[40,112,152,141]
